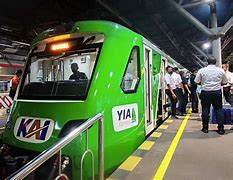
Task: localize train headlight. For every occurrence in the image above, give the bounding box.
[51,42,70,51]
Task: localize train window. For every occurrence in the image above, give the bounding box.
[18,34,104,100]
[121,46,140,93]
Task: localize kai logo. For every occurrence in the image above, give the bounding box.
[112,103,138,132]
[14,117,54,143]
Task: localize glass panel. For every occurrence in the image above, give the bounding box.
[121,47,140,92]
[19,34,104,100]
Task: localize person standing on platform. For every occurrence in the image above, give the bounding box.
[9,69,22,99]
[190,70,198,113]
[180,71,191,114]
[164,66,178,119]
[172,67,185,116]
[195,57,228,134]
[222,63,232,104]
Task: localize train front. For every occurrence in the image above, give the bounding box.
[0,28,105,179]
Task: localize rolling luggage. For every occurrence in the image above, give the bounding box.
[212,108,233,125]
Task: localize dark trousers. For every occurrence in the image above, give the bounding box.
[165,89,177,116]
[181,93,188,114]
[200,90,224,129]
[190,88,198,112]
[223,86,231,104]
[174,88,183,113]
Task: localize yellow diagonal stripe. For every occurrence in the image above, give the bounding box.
[138,141,155,150]
[159,125,169,130]
[165,119,173,123]
[153,109,191,180]
[151,132,162,138]
[119,156,142,171]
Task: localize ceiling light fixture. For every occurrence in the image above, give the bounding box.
[203,42,211,49]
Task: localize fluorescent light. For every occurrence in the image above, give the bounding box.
[203,42,211,49]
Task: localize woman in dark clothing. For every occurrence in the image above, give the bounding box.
[180,71,191,114]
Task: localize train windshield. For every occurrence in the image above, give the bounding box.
[18,34,104,100]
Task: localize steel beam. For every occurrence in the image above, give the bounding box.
[221,36,233,51]
[167,0,215,37]
[152,14,184,56]
[191,52,206,67]
[210,2,222,67]
[96,0,147,37]
[12,40,30,46]
[179,0,184,5]
[0,43,14,48]
[182,0,215,8]
[218,16,233,36]
[189,41,209,58]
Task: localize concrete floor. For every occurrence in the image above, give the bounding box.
[109,112,233,180]
[165,114,233,180]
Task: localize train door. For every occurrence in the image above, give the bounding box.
[144,45,154,135]
[151,51,162,127]
[161,58,168,119]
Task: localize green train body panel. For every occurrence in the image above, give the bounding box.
[3,21,163,179]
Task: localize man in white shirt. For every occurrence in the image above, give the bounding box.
[165,66,178,119]
[222,63,232,104]
[195,57,228,134]
[172,67,185,115]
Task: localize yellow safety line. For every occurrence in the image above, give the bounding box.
[159,125,169,130]
[138,141,155,150]
[165,119,173,123]
[151,132,162,138]
[118,156,142,171]
[153,109,191,180]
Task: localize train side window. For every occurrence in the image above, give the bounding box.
[121,46,140,93]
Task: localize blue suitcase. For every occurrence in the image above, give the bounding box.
[212,109,217,124]
[224,108,232,124]
[212,108,233,125]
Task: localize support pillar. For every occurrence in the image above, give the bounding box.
[210,3,222,67]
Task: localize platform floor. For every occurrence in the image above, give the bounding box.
[108,111,233,180]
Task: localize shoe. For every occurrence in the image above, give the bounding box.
[171,115,179,119]
[217,128,225,135]
[201,125,208,133]
[201,127,208,133]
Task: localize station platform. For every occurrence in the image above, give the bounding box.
[108,109,233,180]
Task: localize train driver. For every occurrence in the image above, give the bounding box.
[69,63,87,80]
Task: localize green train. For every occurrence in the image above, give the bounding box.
[0,21,181,179]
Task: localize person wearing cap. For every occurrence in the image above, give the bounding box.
[195,57,228,134]
[9,69,22,99]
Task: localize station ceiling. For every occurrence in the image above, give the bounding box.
[0,0,232,70]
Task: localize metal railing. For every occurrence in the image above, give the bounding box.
[6,113,104,180]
